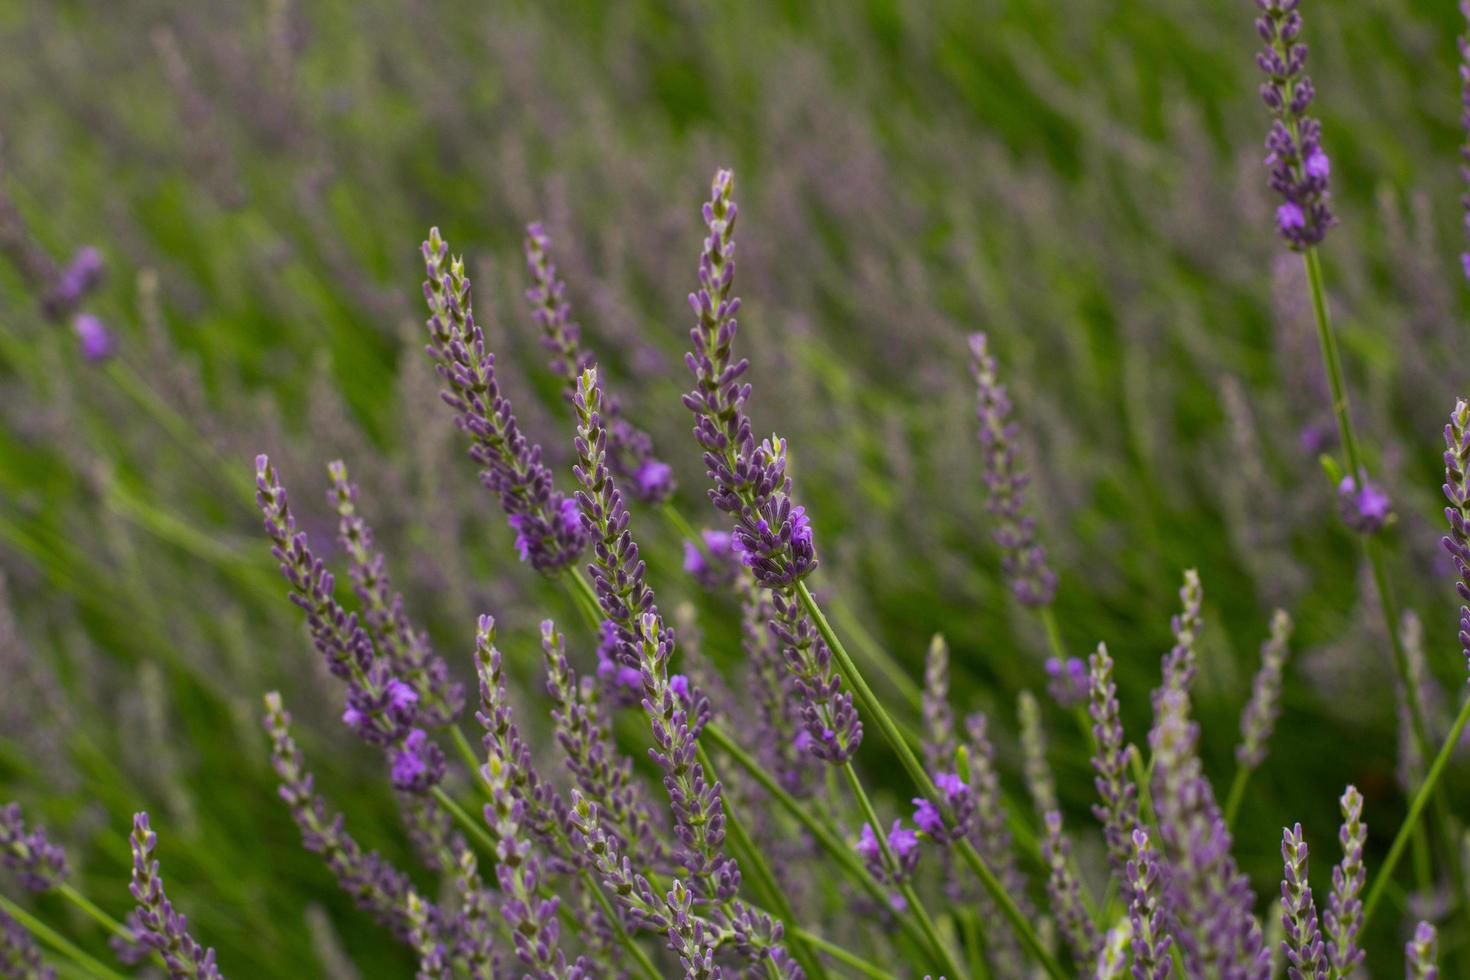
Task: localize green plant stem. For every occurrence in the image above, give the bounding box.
[54,884,128,940]
[430,785,499,858]
[1222,764,1250,829]
[791,926,899,980]
[1038,605,1067,664]
[0,892,129,980]
[794,582,1066,980]
[1362,690,1470,933]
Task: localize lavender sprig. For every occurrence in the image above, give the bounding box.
[1088,643,1140,891]
[0,905,52,980]
[451,848,497,978]
[1462,1,1470,284]
[1236,610,1293,770]
[1127,828,1172,980]
[1018,691,1058,816]
[1041,811,1098,970]
[963,712,1031,976]
[262,693,425,941]
[256,456,444,792]
[127,813,223,980]
[1406,921,1438,980]
[1279,823,1326,980]
[421,227,585,573]
[740,576,817,797]
[407,891,450,980]
[1324,786,1365,976]
[1256,0,1334,249]
[921,634,957,773]
[1158,570,1203,700]
[1441,399,1470,674]
[327,460,463,727]
[525,223,673,505]
[572,368,739,903]
[968,332,1057,608]
[0,804,68,892]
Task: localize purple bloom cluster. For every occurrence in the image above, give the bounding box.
[968,332,1057,608]
[1042,811,1098,970]
[1406,921,1439,980]
[1045,655,1088,710]
[421,227,586,573]
[1279,823,1326,980]
[0,803,68,893]
[1336,471,1392,534]
[127,812,224,979]
[683,530,739,592]
[1158,570,1204,700]
[1236,609,1294,770]
[524,222,674,506]
[740,577,819,797]
[1441,399,1470,675]
[572,369,740,903]
[855,820,920,912]
[1088,643,1141,891]
[1324,786,1365,975]
[256,456,444,792]
[73,312,114,363]
[912,771,972,843]
[1126,828,1173,980]
[1256,0,1335,249]
[1461,1,1470,283]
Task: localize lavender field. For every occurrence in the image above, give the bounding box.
[2,0,1469,976]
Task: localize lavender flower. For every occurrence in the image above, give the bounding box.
[1089,643,1141,891]
[262,693,423,940]
[1324,786,1365,975]
[572,368,740,901]
[1127,828,1172,980]
[1042,811,1098,969]
[421,227,585,573]
[451,849,496,978]
[256,456,444,791]
[1045,656,1088,710]
[740,576,817,797]
[1337,472,1392,534]
[855,820,920,911]
[0,804,68,892]
[681,169,816,589]
[1236,609,1294,770]
[1279,823,1326,980]
[1151,689,1267,978]
[72,313,114,362]
[0,905,52,980]
[407,891,449,980]
[1256,0,1335,249]
[921,634,957,773]
[683,530,739,592]
[540,619,668,875]
[968,332,1057,607]
[1406,921,1438,980]
[1461,1,1470,283]
[46,246,104,313]
[1441,398,1470,675]
[912,771,973,843]
[1095,920,1132,980]
[128,813,223,979]
[963,712,1031,975]
[524,222,674,505]
[327,461,463,727]
[1158,570,1203,700]
[1018,690,1058,816]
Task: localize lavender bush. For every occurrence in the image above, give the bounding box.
[2,0,1470,976]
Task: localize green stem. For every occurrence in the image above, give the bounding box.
[840,762,965,979]
[1222,764,1251,829]
[0,893,129,980]
[54,884,129,939]
[795,582,1066,980]
[430,786,500,859]
[1038,605,1067,664]
[791,926,898,980]
[1362,690,1470,932]
[579,867,663,980]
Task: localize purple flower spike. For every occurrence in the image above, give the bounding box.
[1460,2,1470,284]
[421,227,586,573]
[0,904,52,979]
[1126,828,1173,980]
[43,245,105,319]
[1042,811,1099,970]
[968,332,1057,608]
[1442,399,1470,676]
[1236,610,1294,770]
[912,771,972,842]
[1279,823,1326,980]
[0,803,69,892]
[1158,569,1204,700]
[1256,0,1335,249]
[963,712,1032,975]
[1337,472,1392,533]
[1325,786,1365,975]
[525,222,674,506]
[921,634,957,773]
[1045,656,1089,709]
[128,813,224,979]
[856,820,920,912]
[73,312,114,362]
[683,530,739,592]
[1088,643,1141,893]
[1406,921,1438,980]
[1018,690,1058,816]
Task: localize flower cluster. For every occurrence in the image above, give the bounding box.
[683,530,739,592]
[422,227,586,573]
[1279,823,1326,980]
[1443,398,1470,674]
[0,803,68,892]
[128,813,224,979]
[1336,471,1392,534]
[1256,0,1334,248]
[1235,609,1294,770]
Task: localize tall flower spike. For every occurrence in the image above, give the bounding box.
[420,227,585,573]
[572,368,741,903]
[1406,921,1438,980]
[524,223,673,505]
[1236,609,1294,770]
[963,712,1031,976]
[1324,786,1365,975]
[1127,828,1173,980]
[1441,398,1470,676]
[1018,690,1058,816]
[128,813,224,980]
[327,460,463,727]
[255,456,444,792]
[921,634,957,773]
[1158,569,1204,699]
[0,803,68,892]
[1042,811,1099,970]
[262,694,427,941]
[1256,0,1335,249]
[407,891,450,980]
[0,904,52,980]
[1279,823,1326,980]
[1088,643,1140,892]
[1460,1,1470,283]
[740,575,817,797]
[968,332,1058,608]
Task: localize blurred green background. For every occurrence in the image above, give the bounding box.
[1,0,1468,974]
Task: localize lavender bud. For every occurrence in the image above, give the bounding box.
[1337,472,1392,534]
[0,803,68,892]
[1045,656,1089,710]
[420,227,586,573]
[128,813,224,979]
[1255,2,1334,248]
[968,332,1057,607]
[1127,828,1173,980]
[73,313,115,362]
[1042,811,1098,969]
[1441,399,1470,676]
[1089,643,1141,892]
[1279,823,1326,980]
[1018,690,1058,816]
[1158,570,1204,699]
[1236,610,1294,770]
[1324,786,1366,975]
[854,819,920,912]
[1406,921,1438,980]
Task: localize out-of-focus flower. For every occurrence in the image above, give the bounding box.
[0,803,68,892]
[1045,656,1088,709]
[682,530,739,592]
[1337,472,1391,534]
[73,313,114,362]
